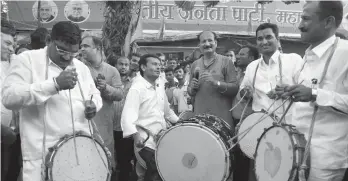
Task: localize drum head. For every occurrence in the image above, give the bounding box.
[156,124,230,181]
[50,136,109,181]
[255,126,294,181]
[238,112,275,159]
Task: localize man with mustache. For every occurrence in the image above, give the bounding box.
[281,1,348,180]
[188,30,238,129]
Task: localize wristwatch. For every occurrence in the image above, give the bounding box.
[311,88,318,102]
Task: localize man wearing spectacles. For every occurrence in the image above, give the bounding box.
[2,21,103,181]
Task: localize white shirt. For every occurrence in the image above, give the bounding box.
[173,81,192,113]
[241,50,304,119]
[1,60,12,126]
[290,35,348,169]
[121,76,179,150]
[1,47,103,160]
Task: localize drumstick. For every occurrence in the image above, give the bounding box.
[77,79,110,173]
[69,89,80,165]
[277,100,293,124]
[229,91,248,112]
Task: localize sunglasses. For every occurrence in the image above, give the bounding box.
[56,45,79,57]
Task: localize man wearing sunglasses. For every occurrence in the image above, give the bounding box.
[2,21,103,181]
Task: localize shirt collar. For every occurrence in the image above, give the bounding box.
[260,50,280,66]
[137,76,157,89]
[308,35,336,59]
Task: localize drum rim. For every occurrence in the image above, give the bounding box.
[178,110,195,120]
[45,133,112,181]
[237,111,277,159]
[254,124,303,181]
[155,121,231,181]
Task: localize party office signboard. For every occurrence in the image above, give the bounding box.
[7,0,348,36]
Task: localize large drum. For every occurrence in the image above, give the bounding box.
[44,132,112,181]
[237,111,278,159]
[155,114,234,181]
[255,124,309,181]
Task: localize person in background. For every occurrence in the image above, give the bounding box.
[156,53,166,68]
[156,53,167,85]
[121,54,179,181]
[173,65,192,115]
[1,18,21,181]
[167,58,178,69]
[184,55,191,62]
[232,45,259,181]
[2,21,102,181]
[182,61,191,82]
[112,56,135,181]
[232,45,259,123]
[164,67,177,89]
[30,27,51,50]
[164,67,178,108]
[15,44,30,54]
[80,35,124,169]
[188,31,239,129]
[129,52,141,79]
[225,49,236,64]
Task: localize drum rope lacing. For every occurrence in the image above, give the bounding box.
[298,37,339,181]
[227,97,291,151]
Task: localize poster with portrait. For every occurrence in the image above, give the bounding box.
[32,0,58,24]
[64,0,90,23]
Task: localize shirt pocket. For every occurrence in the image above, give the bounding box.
[209,69,224,81]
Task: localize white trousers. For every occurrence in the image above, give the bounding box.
[22,159,43,181]
[308,167,346,181]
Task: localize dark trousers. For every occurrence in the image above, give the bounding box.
[233,146,251,181]
[138,147,162,181]
[1,134,22,181]
[233,119,251,181]
[114,131,135,181]
[344,168,348,181]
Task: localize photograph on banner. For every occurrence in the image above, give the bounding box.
[32,0,58,24]
[64,0,90,23]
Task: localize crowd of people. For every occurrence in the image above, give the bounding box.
[1,1,348,181]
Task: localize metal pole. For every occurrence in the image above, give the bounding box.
[37,0,42,27]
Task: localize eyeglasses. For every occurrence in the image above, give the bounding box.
[56,45,79,57]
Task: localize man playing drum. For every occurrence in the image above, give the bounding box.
[121,54,179,181]
[2,21,102,181]
[281,1,348,180]
[240,22,304,121]
[237,23,304,181]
